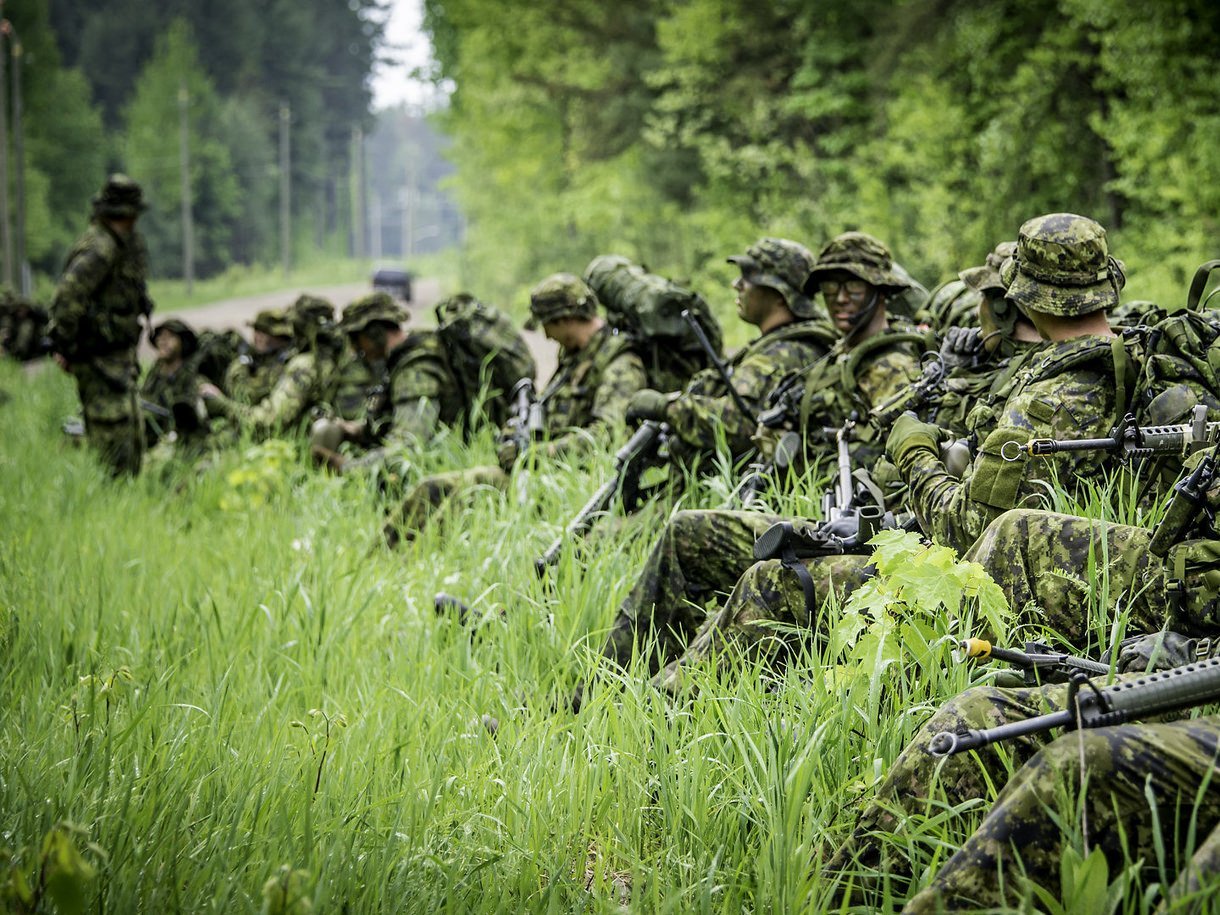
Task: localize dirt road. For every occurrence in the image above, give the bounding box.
[148,277,559,382]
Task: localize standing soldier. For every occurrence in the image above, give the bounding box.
[48,174,153,476]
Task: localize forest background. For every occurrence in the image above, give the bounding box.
[9,0,1220,320]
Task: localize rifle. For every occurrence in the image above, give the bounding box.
[868,354,947,429]
[958,637,1110,686]
[505,377,544,453]
[681,308,755,420]
[1000,406,1220,462]
[929,656,1220,757]
[535,420,668,574]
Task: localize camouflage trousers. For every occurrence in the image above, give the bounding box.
[823,678,1220,911]
[71,349,143,476]
[597,509,782,673]
[388,465,509,543]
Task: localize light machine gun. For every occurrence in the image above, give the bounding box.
[505,377,545,454]
[534,420,668,575]
[957,637,1111,686]
[929,656,1220,757]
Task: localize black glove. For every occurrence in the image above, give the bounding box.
[939,326,983,370]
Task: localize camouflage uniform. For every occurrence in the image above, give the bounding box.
[141,319,206,447]
[330,342,381,421]
[223,309,294,405]
[207,296,340,439]
[0,293,50,361]
[632,239,835,466]
[825,678,1220,912]
[390,275,647,540]
[652,220,1132,691]
[592,234,922,680]
[49,175,153,476]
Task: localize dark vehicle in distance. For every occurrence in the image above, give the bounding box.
[372,267,412,303]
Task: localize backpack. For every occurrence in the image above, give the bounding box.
[584,255,725,392]
[435,293,537,428]
[1136,310,1220,422]
[192,329,248,390]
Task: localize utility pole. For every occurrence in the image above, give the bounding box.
[0,15,12,289]
[370,195,381,261]
[9,23,25,296]
[349,126,366,258]
[279,103,291,278]
[178,83,195,295]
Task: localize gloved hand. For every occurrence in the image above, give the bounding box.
[886,411,943,466]
[496,437,520,472]
[939,326,983,370]
[1113,631,1201,674]
[625,388,671,426]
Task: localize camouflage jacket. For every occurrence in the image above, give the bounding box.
[933,340,1045,439]
[369,330,464,447]
[331,344,381,421]
[223,348,294,405]
[212,348,338,439]
[540,325,647,458]
[141,360,204,444]
[667,318,834,465]
[898,334,1134,550]
[49,222,152,360]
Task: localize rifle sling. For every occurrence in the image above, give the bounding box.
[780,544,816,623]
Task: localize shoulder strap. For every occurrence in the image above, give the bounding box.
[840,330,927,393]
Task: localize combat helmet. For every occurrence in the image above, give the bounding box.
[340,291,409,336]
[525,273,598,330]
[1000,213,1125,316]
[150,318,199,358]
[92,174,146,219]
[288,294,335,337]
[802,231,912,295]
[248,308,293,339]
[959,241,1017,299]
[727,237,816,318]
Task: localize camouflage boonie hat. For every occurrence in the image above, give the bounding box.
[726,237,816,317]
[340,291,409,336]
[1000,214,1125,317]
[92,174,146,219]
[526,273,598,330]
[959,242,1017,297]
[803,231,911,294]
[248,308,293,339]
[150,318,199,358]
[288,294,335,338]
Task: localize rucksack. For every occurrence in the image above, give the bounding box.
[584,255,725,392]
[435,293,537,428]
[192,329,248,390]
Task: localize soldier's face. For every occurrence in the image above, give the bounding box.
[820,273,878,334]
[155,331,182,360]
[542,317,580,350]
[254,331,288,354]
[733,275,778,327]
[353,331,386,362]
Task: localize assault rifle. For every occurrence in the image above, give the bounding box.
[681,308,755,420]
[958,637,1110,686]
[868,354,947,430]
[505,377,544,453]
[1149,449,1218,557]
[1000,406,1220,462]
[929,656,1220,757]
[535,420,668,574]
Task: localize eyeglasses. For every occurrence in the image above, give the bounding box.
[820,279,871,298]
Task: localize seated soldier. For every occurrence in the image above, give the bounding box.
[141,318,207,447]
[623,238,834,469]
[630,214,1135,696]
[825,638,1220,911]
[201,295,341,440]
[573,232,924,708]
[223,308,295,406]
[310,292,466,472]
[385,274,648,545]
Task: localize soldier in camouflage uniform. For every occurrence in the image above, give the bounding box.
[310,292,465,473]
[622,238,834,468]
[222,309,294,405]
[141,318,207,447]
[575,234,923,706]
[201,295,341,440]
[386,274,647,544]
[651,215,1134,693]
[49,174,154,476]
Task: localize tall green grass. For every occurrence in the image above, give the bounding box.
[0,359,1215,913]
